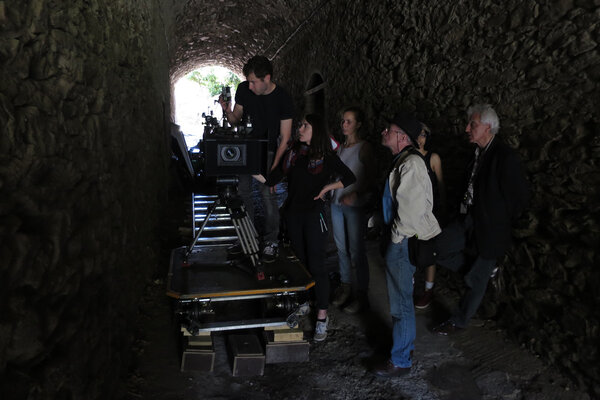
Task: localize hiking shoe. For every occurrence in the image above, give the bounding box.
[332,283,351,307]
[314,317,329,342]
[432,320,464,336]
[343,294,369,315]
[261,243,279,263]
[414,289,433,309]
[372,359,411,378]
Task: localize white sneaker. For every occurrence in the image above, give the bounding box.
[314,317,328,342]
[295,301,310,316]
[261,243,278,263]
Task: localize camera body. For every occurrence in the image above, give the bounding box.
[203,134,267,176]
[221,86,232,104]
[198,94,266,177]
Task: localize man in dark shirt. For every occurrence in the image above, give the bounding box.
[433,104,530,335]
[219,56,294,262]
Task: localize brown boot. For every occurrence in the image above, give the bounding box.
[332,283,351,307]
[343,292,369,314]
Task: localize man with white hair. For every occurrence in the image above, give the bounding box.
[433,104,530,335]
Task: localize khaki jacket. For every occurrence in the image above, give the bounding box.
[389,152,441,243]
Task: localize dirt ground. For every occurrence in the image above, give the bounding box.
[120,237,590,400]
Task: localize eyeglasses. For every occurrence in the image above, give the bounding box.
[383,127,403,135]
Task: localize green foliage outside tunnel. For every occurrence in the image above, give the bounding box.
[187,68,241,96]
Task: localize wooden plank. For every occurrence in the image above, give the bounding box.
[181,327,211,337]
[187,335,213,346]
[264,324,289,331]
[272,328,303,342]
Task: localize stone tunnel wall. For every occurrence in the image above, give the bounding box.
[272,0,599,394]
[0,1,174,399]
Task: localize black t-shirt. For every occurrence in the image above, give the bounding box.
[235,81,294,150]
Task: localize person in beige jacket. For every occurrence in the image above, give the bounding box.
[372,112,441,378]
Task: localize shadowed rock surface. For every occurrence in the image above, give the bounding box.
[1,1,598,399]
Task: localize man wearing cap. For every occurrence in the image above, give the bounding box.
[373,113,441,377]
[432,104,530,335]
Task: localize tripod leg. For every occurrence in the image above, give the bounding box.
[240,217,265,280]
[226,200,265,279]
[239,213,259,249]
[232,212,258,262]
[185,201,218,259]
[232,218,254,260]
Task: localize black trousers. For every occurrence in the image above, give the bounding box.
[435,214,497,327]
[285,208,329,310]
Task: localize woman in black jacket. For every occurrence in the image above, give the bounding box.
[264,113,356,341]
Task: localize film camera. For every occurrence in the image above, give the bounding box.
[200,87,267,176]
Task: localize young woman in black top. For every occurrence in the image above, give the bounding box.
[414,124,446,309]
[263,113,356,341]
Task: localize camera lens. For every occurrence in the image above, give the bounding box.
[220,146,241,162]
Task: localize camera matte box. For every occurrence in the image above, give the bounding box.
[204,136,268,176]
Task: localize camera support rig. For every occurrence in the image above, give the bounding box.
[184,176,265,280]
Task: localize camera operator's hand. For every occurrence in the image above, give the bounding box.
[218,95,231,113]
[219,98,243,125]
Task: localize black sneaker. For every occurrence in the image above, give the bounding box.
[332,283,351,307]
[343,295,369,314]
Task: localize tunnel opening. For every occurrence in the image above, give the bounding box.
[173,66,242,149]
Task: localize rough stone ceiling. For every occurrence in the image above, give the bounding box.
[171,0,324,81]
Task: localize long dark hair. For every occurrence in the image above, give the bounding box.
[295,113,332,160]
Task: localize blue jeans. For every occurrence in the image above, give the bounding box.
[385,239,415,368]
[330,204,369,292]
[238,151,280,244]
[435,215,497,328]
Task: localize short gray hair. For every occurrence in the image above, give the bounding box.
[467,104,500,134]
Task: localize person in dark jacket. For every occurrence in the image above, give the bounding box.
[433,104,530,335]
[262,113,356,342]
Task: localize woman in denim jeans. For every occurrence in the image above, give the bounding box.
[330,107,375,314]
